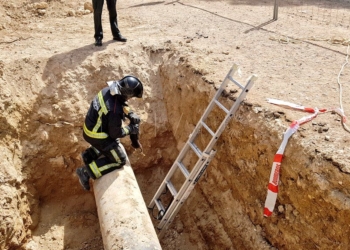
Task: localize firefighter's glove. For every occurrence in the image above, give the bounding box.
[128,113,140,124]
[130,134,140,148]
[127,123,139,135]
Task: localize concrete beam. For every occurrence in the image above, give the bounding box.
[93,146,161,250]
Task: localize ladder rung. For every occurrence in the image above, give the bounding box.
[201,121,215,136]
[177,162,190,178]
[214,100,229,114]
[155,198,165,212]
[166,181,178,196]
[228,75,244,89]
[188,142,202,158]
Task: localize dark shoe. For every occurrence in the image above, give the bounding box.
[76,167,90,191]
[113,34,127,42]
[95,38,102,46]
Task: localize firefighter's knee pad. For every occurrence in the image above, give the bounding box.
[104,141,126,167]
[81,146,100,165]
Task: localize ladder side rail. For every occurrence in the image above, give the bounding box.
[157,155,209,229]
[148,124,206,209]
[148,181,168,209]
[148,125,210,209]
[148,142,191,208]
[157,151,217,236]
[202,75,257,155]
[193,65,239,124]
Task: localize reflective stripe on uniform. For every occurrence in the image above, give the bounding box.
[123,127,130,135]
[91,147,100,155]
[98,91,108,115]
[99,162,120,172]
[92,109,104,133]
[89,161,102,178]
[110,149,122,164]
[91,91,108,133]
[83,123,108,139]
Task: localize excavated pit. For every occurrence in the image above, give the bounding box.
[2,42,350,250]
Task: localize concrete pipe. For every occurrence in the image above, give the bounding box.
[93,145,162,250]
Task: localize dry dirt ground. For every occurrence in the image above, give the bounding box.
[1,0,350,249]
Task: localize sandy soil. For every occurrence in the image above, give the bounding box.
[1,0,350,249]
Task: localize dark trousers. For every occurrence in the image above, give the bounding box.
[92,0,120,39]
[83,133,126,179]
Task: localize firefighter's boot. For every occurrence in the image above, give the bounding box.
[76,167,91,191]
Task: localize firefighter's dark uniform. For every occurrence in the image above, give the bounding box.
[83,86,132,179]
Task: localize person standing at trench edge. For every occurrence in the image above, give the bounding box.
[93,0,127,46]
[76,76,143,191]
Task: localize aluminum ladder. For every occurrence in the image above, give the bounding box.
[148,64,257,236]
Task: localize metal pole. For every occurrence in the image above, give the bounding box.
[273,0,278,20]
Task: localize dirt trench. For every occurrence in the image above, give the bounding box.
[1,41,350,250]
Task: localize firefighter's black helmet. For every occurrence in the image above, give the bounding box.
[117,76,143,99]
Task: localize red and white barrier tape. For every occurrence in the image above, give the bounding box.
[264,99,348,216]
[267,98,346,122]
[263,111,319,217]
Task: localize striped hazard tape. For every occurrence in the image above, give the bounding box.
[263,98,348,216]
[263,99,322,217]
[263,112,319,217]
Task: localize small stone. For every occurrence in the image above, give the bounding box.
[325,135,330,141]
[273,112,281,118]
[292,210,299,216]
[34,2,48,9]
[76,10,85,16]
[253,107,263,113]
[278,205,284,213]
[84,2,93,12]
[37,9,46,15]
[40,131,49,140]
[67,10,75,16]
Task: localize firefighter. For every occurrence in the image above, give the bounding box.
[76,75,143,191]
